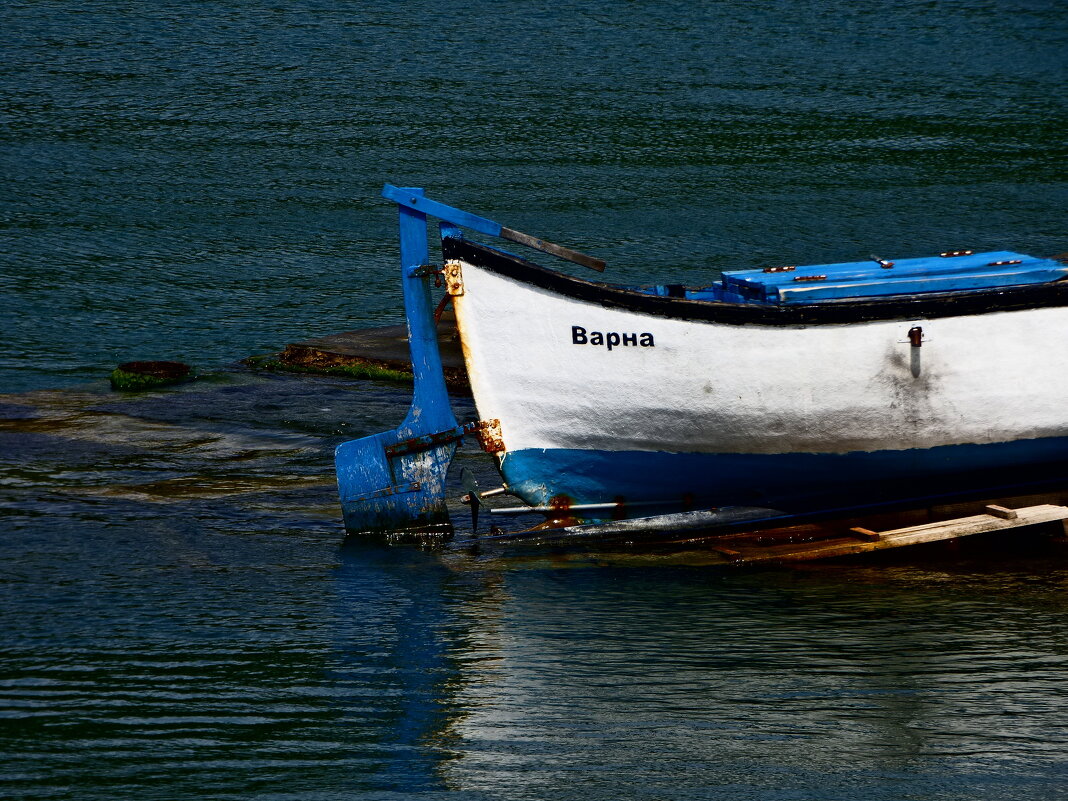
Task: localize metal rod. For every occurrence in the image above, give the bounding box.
[488,500,670,516]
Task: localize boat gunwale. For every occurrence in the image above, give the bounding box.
[442,236,1068,326]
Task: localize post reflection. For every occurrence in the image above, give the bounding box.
[332,540,507,794]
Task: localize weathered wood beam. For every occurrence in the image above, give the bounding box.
[720,504,1068,564]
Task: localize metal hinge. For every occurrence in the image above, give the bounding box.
[409,264,442,278]
[443,260,464,296]
[384,427,465,458]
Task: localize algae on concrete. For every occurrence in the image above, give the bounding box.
[244,354,414,384]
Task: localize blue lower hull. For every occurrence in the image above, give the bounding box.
[499,437,1068,518]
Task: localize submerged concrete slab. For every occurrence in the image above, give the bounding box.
[270,311,470,391]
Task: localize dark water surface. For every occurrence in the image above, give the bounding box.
[3,0,1066,392]
[4,374,1068,800]
[2,1,1068,799]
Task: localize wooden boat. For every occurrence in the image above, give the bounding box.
[335,186,1068,537]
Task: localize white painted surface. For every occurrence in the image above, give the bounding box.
[452,260,1068,456]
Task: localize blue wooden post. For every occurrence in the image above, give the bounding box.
[334,188,459,537]
[396,188,457,437]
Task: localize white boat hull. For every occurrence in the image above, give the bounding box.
[448,240,1068,515]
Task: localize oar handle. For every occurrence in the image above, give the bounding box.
[499,227,606,272]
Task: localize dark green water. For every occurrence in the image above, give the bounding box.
[3,0,1066,392]
[2,1,1068,798]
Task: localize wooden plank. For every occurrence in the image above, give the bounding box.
[708,546,743,561]
[928,490,1068,521]
[722,504,1068,564]
[865,504,1067,543]
[878,504,1066,538]
[985,504,1018,519]
[849,527,881,541]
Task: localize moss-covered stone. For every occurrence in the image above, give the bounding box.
[110,361,194,391]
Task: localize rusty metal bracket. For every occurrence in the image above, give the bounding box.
[384,426,466,459]
[443,260,464,296]
[408,263,443,278]
[467,418,505,453]
[382,420,506,461]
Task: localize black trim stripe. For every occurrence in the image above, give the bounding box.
[442,237,1068,326]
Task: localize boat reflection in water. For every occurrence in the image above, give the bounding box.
[332,536,1068,797]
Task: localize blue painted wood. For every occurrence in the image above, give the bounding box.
[438,221,463,242]
[336,430,454,536]
[721,250,1067,303]
[396,188,457,434]
[384,184,606,272]
[335,187,460,536]
[777,265,1068,303]
[725,251,1040,288]
[382,184,503,239]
